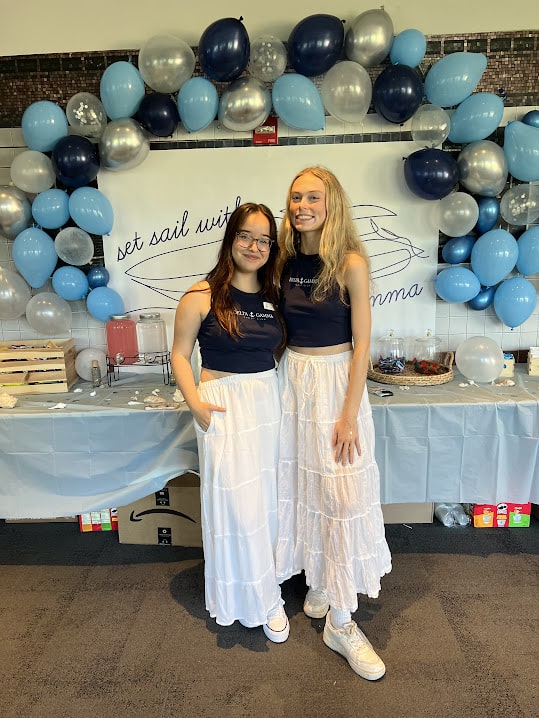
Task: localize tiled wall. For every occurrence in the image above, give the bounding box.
[1,30,538,357]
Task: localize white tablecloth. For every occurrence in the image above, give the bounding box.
[0,374,198,519]
[369,366,539,505]
[1,367,538,519]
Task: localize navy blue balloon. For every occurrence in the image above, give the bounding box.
[137,93,179,137]
[442,235,475,264]
[373,65,423,124]
[404,148,459,200]
[87,266,110,288]
[522,109,539,128]
[468,285,495,310]
[475,196,500,234]
[198,18,250,82]
[288,14,344,77]
[51,135,100,188]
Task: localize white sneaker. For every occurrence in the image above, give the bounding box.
[303,587,329,618]
[263,604,290,643]
[323,616,385,680]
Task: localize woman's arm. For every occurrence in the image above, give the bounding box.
[332,252,372,465]
[171,283,225,431]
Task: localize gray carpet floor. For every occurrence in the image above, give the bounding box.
[1,517,538,718]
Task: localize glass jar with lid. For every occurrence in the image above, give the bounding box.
[136,313,168,362]
[106,314,139,365]
[377,330,406,374]
[412,330,442,363]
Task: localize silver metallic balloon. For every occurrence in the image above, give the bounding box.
[457,140,508,197]
[321,61,372,124]
[25,291,72,335]
[218,76,271,132]
[0,186,32,239]
[66,92,107,139]
[138,34,196,93]
[10,149,55,194]
[99,118,150,172]
[437,192,479,237]
[0,265,31,320]
[345,9,394,68]
[248,35,287,82]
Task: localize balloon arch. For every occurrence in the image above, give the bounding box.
[1,8,538,346]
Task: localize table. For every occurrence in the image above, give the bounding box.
[0,374,198,519]
[1,368,538,520]
[368,365,539,505]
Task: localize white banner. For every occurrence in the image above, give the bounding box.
[98,142,439,353]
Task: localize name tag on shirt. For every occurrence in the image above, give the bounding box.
[263,302,275,311]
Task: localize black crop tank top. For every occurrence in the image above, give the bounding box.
[280,253,352,347]
[198,286,282,372]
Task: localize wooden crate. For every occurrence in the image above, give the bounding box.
[0,338,77,394]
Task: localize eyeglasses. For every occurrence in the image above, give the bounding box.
[235,231,274,252]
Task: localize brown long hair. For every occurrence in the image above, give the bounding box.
[276,166,371,301]
[206,202,281,338]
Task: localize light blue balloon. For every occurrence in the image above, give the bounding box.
[31,189,70,229]
[468,285,495,310]
[272,73,325,131]
[494,276,537,328]
[21,100,69,152]
[516,226,539,276]
[177,77,219,132]
[475,197,500,234]
[503,121,539,182]
[12,226,58,288]
[100,61,146,120]
[435,266,481,303]
[470,229,518,287]
[442,235,475,264]
[424,52,487,108]
[52,266,89,301]
[448,93,504,143]
[69,187,114,235]
[389,29,426,67]
[86,286,125,323]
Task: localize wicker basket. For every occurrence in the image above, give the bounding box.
[368,352,454,386]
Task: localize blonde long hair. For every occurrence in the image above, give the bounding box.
[276,166,371,301]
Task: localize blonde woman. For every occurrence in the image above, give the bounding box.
[276,167,391,678]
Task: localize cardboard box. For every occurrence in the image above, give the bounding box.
[499,353,515,378]
[528,347,539,376]
[381,502,434,524]
[470,502,531,528]
[78,508,118,532]
[117,473,202,546]
[0,338,77,394]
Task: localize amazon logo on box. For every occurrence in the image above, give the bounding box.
[117,473,202,546]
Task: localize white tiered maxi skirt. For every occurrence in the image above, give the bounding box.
[194,369,282,627]
[276,349,392,611]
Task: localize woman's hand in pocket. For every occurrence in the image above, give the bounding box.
[193,402,226,432]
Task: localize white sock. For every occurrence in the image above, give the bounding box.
[329,607,351,628]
